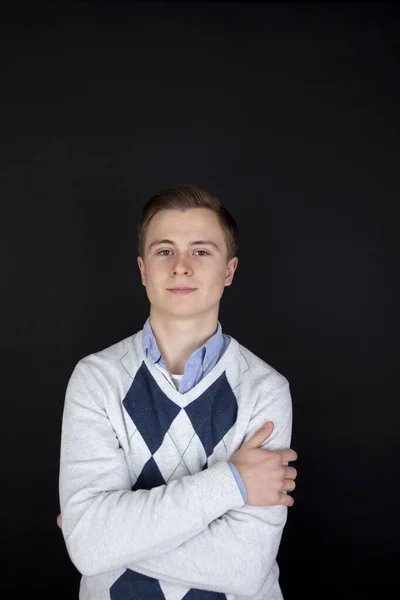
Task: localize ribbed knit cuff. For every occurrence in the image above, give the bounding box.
[192,461,245,522]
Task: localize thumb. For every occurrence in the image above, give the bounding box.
[244,421,274,449]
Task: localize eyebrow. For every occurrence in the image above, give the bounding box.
[148,239,220,251]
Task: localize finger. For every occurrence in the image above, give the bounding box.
[279,449,298,463]
[282,478,296,492]
[243,421,274,449]
[278,493,295,507]
[284,466,297,480]
[57,514,62,529]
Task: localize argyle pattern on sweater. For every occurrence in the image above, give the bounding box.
[110,361,238,600]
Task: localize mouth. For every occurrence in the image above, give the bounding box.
[167,288,197,295]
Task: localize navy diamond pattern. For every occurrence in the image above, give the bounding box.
[110,569,165,600]
[183,589,226,600]
[132,456,165,491]
[185,372,238,457]
[123,363,181,454]
[114,361,237,600]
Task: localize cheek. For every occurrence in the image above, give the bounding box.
[145,262,162,278]
[204,267,228,290]
[144,263,168,290]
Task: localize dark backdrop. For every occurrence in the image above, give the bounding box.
[1,1,399,598]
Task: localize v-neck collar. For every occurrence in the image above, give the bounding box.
[126,330,241,409]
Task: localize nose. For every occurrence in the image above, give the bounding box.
[170,255,193,276]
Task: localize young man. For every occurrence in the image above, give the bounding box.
[58,185,298,600]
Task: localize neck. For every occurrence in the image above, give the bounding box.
[149,308,219,374]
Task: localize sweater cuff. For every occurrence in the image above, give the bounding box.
[192,461,245,522]
[228,461,247,502]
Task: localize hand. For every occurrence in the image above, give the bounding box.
[230,421,298,507]
[57,514,62,528]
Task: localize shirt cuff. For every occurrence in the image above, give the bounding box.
[228,462,247,503]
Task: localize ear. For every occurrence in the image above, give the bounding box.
[224,257,238,287]
[137,256,146,286]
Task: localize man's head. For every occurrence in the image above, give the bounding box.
[137,185,239,321]
[137,185,238,260]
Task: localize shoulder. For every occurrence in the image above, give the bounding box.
[233,341,293,441]
[71,331,142,384]
[235,339,289,393]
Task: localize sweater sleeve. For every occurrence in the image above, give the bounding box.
[127,378,293,598]
[59,358,245,578]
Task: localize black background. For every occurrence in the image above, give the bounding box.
[1,1,399,598]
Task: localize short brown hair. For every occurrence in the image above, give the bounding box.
[137,185,239,259]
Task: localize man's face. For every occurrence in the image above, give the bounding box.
[137,208,238,320]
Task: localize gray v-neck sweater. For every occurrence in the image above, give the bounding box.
[59,330,292,600]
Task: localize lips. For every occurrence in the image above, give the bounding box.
[167,287,197,294]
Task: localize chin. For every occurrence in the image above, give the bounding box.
[155,302,206,320]
[167,306,200,317]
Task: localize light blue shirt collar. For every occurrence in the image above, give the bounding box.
[142,317,224,372]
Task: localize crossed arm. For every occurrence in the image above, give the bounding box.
[59,360,294,597]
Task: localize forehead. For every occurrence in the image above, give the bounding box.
[146,208,224,240]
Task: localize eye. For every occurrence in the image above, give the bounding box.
[194,250,210,256]
[157,249,172,256]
